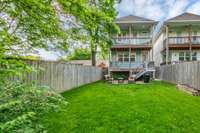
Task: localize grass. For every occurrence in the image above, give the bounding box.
[42,81,200,133]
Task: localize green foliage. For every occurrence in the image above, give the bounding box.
[0,58,33,82]
[0,0,119,77]
[0,81,67,133]
[0,0,68,79]
[112,72,129,80]
[0,1,119,131]
[65,48,91,60]
[57,0,119,65]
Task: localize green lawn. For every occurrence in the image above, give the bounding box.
[42,81,200,133]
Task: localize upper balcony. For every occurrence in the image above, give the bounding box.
[111,36,152,50]
[113,37,151,45]
[168,36,200,44]
[163,36,200,50]
[112,15,157,49]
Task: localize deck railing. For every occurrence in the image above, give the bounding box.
[110,61,145,68]
[113,37,151,45]
[165,36,200,45]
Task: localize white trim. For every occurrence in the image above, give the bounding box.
[166,20,200,23]
[116,21,157,24]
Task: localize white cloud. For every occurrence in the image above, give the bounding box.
[36,49,65,61]
[116,0,191,20]
[166,0,190,19]
[116,0,166,20]
[187,1,200,14]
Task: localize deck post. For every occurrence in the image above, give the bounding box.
[188,25,192,61]
[129,47,131,77]
[151,24,155,61]
[165,25,169,65]
[129,25,132,44]
[108,49,111,76]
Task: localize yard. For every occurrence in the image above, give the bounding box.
[42,81,200,133]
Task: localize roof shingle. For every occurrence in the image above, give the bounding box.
[167,12,200,22]
[116,15,156,23]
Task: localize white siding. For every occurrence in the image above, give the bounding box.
[151,32,164,66]
[171,52,179,61]
[170,50,200,62]
[197,52,200,60]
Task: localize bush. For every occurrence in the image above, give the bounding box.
[112,72,129,80]
[63,48,91,60]
[0,81,67,133]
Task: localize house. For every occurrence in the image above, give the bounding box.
[108,15,157,80]
[152,12,200,66]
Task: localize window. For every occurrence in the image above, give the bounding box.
[124,53,129,62]
[130,53,136,62]
[192,52,197,61]
[179,52,184,61]
[185,52,190,61]
[193,31,197,44]
[118,53,123,62]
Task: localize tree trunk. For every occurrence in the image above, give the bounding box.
[91,49,96,66]
[91,44,97,66]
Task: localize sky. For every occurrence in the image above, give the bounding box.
[116,0,200,21]
[42,0,200,60]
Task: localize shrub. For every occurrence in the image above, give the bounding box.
[0,81,67,133]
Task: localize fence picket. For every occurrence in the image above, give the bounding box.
[156,62,200,90]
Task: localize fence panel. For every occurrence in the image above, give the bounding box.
[19,60,103,92]
[156,62,200,90]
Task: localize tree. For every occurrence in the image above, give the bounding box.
[65,48,91,60]
[0,0,68,78]
[0,0,119,78]
[0,1,119,132]
[58,0,119,66]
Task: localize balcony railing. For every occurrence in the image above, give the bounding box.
[110,61,145,68]
[113,37,151,45]
[166,36,200,45]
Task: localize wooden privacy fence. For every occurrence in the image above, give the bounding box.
[14,60,103,92]
[156,61,200,90]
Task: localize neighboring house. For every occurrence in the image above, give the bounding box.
[153,12,200,66]
[109,15,157,79]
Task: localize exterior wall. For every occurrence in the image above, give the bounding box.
[152,32,165,66]
[110,49,150,68]
[117,25,152,38]
[198,52,200,60]
[170,50,200,62]
[136,50,141,63]
[114,24,153,46]
[152,25,200,66]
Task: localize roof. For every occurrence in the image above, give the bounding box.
[116,15,156,24]
[166,12,200,23]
